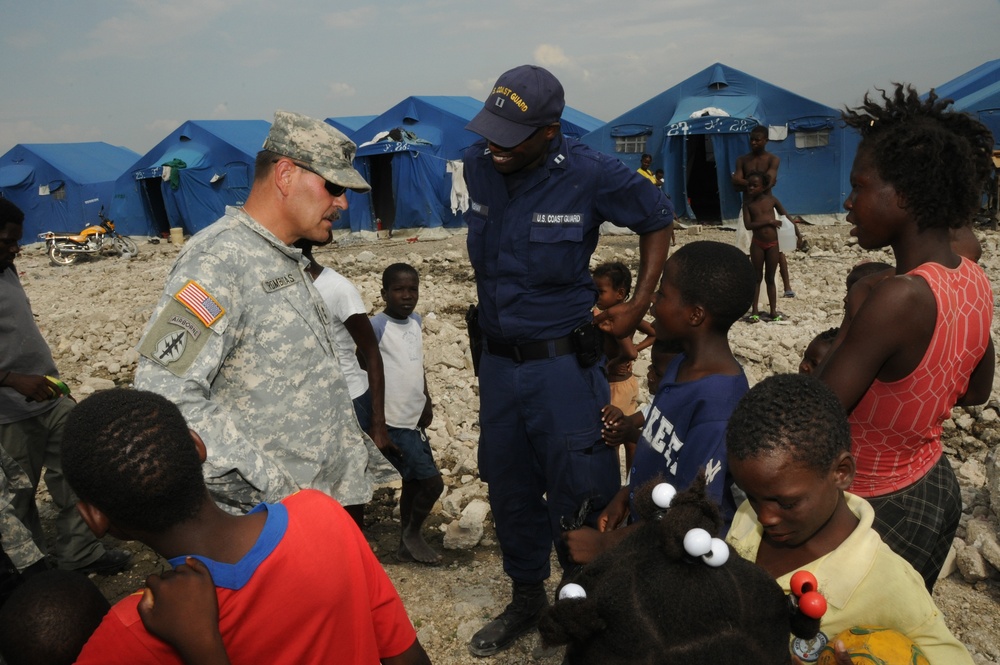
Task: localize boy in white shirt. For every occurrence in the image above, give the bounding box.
[371,263,443,565]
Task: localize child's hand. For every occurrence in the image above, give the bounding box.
[596,493,629,532]
[418,397,433,429]
[138,557,231,665]
[563,527,608,565]
[601,405,625,427]
[601,405,626,445]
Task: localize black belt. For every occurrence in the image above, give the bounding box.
[485,335,575,363]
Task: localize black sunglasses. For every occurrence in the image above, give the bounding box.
[283,160,348,197]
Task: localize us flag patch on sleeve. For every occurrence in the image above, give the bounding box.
[174,280,225,327]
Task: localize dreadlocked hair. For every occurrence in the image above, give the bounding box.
[62,389,206,532]
[842,83,994,231]
[539,475,818,664]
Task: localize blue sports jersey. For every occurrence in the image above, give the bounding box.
[628,353,749,530]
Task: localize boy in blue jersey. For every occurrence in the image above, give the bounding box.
[564,241,755,565]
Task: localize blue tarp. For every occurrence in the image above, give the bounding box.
[582,63,859,223]
[0,142,139,239]
[933,59,1000,149]
[110,120,270,237]
[338,96,603,232]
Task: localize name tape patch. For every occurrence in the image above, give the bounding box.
[532,213,583,225]
[262,273,297,293]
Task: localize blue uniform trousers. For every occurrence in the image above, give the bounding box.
[477,350,619,584]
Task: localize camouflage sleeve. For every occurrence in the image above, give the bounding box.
[134,250,297,511]
[0,448,44,570]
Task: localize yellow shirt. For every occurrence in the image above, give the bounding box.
[637,167,657,185]
[726,493,972,664]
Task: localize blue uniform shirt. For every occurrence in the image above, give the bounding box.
[463,134,674,342]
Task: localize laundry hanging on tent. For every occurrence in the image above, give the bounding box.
[446,160,469,214]
[161,159,187,190]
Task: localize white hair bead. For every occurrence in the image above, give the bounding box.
[683,528,713,557]
[558,583,587,600]
[651,483,677,509]
[701,538,730,567]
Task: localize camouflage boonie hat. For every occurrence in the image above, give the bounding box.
[263,110,371,192]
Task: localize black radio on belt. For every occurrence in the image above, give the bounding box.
[570,321,604,368]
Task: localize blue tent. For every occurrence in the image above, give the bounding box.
[933,59,1000,149]
[0,142,139,239]
[340,96,603,232]
[111,120,270,237]
[582,63,859,223]
[325,115,377,136]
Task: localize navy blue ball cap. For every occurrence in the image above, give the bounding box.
[466,65,565,147]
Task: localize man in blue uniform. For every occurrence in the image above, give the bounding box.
[463,65,673,657]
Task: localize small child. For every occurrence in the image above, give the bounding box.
[0,569,110,665]
[371,263,444,566]
[565,241,754,564]
[600,338,680,449]
[542,476,820,665]
[725,374,973,664]
[842,260,893,324]
[62,389,430,665]
[732,125,795,297]
[592,262,656,470]
[742,171,792,322]
[798,327,838,375]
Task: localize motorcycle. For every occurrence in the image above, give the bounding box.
[38,208,139,266]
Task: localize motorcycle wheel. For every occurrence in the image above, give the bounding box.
[48,244,77,266]
[114,236,139,258]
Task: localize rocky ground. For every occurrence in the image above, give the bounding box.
[23,221,1000,664]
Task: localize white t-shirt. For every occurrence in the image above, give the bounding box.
[313,267,369,399]
[370,312,425,429]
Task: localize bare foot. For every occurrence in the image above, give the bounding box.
[398,534,442,565]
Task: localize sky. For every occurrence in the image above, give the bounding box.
[2,0,998,157]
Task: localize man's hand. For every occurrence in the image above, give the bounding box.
[3,373,58,402]
[593,298,649,340]
[370,422,402,460]
[138,557,231,665]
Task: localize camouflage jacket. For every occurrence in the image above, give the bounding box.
[135,208,373,511]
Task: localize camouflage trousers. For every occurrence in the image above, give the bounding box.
[0,398,105,569]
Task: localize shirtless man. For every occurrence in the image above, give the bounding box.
[732,126,796,297]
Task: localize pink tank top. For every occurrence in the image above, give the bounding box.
[849,258,993,497]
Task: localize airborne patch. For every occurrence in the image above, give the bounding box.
[138,299,218,377]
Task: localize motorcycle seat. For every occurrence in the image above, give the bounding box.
[67,234,90,243]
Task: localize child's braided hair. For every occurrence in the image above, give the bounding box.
[540,475,819,664]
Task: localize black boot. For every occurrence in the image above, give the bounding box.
[468,580,548,657]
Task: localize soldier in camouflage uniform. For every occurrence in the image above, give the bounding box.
[135,111,379,521]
